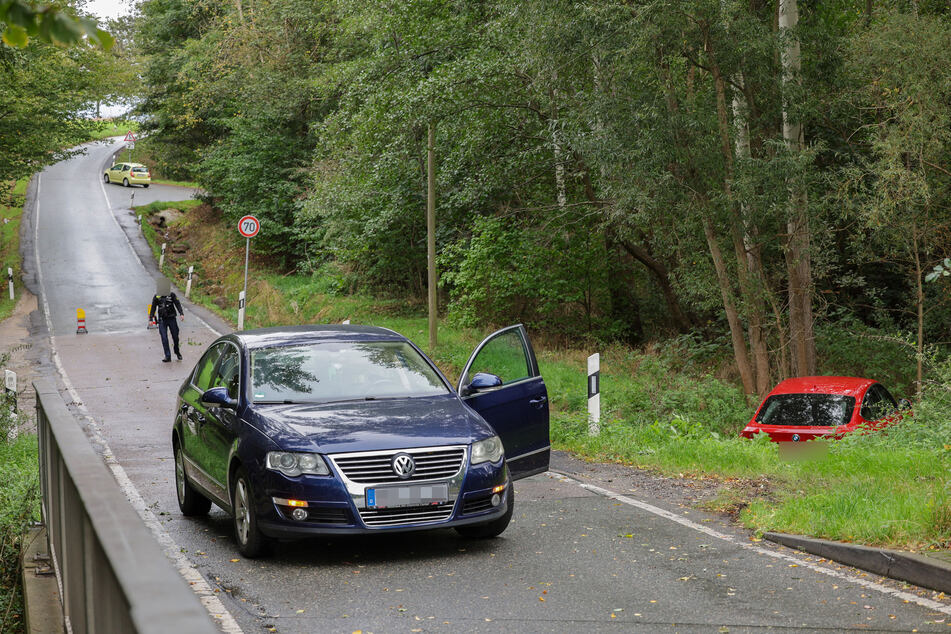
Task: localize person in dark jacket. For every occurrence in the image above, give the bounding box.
[150,279,184,362]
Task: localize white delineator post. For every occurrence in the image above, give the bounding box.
[587,353,600,436]
[159,242,166,268]
[185,265,194,298]
[7,267,13,300]
[4,369,16,440]
[237,290,246,331]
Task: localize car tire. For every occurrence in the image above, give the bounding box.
[174,441,211,516]
[231,466,271,558]
[455,484,514,539]
[103,173,110,184]
[122,178,129,187]
[143,183,150,188]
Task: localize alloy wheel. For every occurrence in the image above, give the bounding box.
[234,478,250,545]
[175,449,186,504]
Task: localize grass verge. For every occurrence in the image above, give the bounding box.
[0,420,40,634]
[138,200,951,552]
[0,180,28,323]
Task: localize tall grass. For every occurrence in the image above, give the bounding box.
[0,409,40,633]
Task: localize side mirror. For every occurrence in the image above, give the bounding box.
[897,398,912,411]
[201,386,237,409]
[461,372,502,396]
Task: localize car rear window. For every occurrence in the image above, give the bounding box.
[131,167,148,173]
[755,393,855,427]
[249,341,449,404]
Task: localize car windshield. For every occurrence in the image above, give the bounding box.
[755,393,855,427]
[250,340,448,403]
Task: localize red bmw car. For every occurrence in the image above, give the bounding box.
[740,376,908,442]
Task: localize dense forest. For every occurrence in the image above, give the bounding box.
[8,0,951,399]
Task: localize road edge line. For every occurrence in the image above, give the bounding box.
[35,172,242,633]
[547,471,951,617]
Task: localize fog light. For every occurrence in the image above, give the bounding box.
[490,493,501,507]
[291,507,308,521]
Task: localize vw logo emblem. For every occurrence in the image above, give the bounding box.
[391,453,416,479]
[792,434,800,442]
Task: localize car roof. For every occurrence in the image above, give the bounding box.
[768,376,876,398]
[232,324,408,349]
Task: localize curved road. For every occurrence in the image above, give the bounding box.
[23,142,951,632]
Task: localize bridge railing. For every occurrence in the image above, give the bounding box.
[34,378,219,634]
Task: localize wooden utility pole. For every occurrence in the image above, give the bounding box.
[427,123,437,350]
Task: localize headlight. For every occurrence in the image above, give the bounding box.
[471,436,504,464]
[266,452,330,477]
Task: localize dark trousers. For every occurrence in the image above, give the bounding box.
[158,317,180,359]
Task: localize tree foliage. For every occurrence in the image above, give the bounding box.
[134,0,951,393]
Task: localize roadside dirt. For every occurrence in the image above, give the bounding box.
[551,450,726,510]
[0,289,40,434]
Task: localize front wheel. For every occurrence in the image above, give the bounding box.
[103,173,110,184]
[231,467,271,558]
[174,441,211,516]
[455,484,514,539]
[122,177,129,187]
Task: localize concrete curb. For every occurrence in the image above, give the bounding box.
[20,525,64,633]
[765,532,951,595]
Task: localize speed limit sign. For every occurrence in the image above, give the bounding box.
[238,215,260,238]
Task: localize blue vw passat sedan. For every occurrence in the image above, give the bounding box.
[172,324,550,557]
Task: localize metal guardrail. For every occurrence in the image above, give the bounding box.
[34,378,219,634]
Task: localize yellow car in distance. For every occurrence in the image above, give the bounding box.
[103,162,151,187]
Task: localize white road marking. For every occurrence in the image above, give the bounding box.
[549,471,951,617]
[35,172,240,632]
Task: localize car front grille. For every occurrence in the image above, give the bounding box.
[358,502,455,527]
[330,447,466,484]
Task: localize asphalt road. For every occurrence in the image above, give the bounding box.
[22,142,951,633]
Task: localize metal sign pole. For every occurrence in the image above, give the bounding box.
[239,237,249,330]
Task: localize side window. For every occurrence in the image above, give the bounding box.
[213,347,241,400]
[464,330,531,387]
[861,385,891,420]
[192,344,225,392]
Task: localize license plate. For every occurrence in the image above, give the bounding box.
[366,483,449,509]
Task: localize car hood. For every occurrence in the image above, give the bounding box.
[250,394,490,454]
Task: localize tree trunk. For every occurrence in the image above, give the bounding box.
[707,29,770,395]
[703,214,755,395]
[618,239,692,332]
[780,0,816,377]
[550,77,567,209]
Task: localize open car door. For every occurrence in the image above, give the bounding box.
[458,324,550,480]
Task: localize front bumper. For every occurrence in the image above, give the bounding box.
[256,454,509,540]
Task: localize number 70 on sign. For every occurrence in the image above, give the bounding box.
[238,215,260,238]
